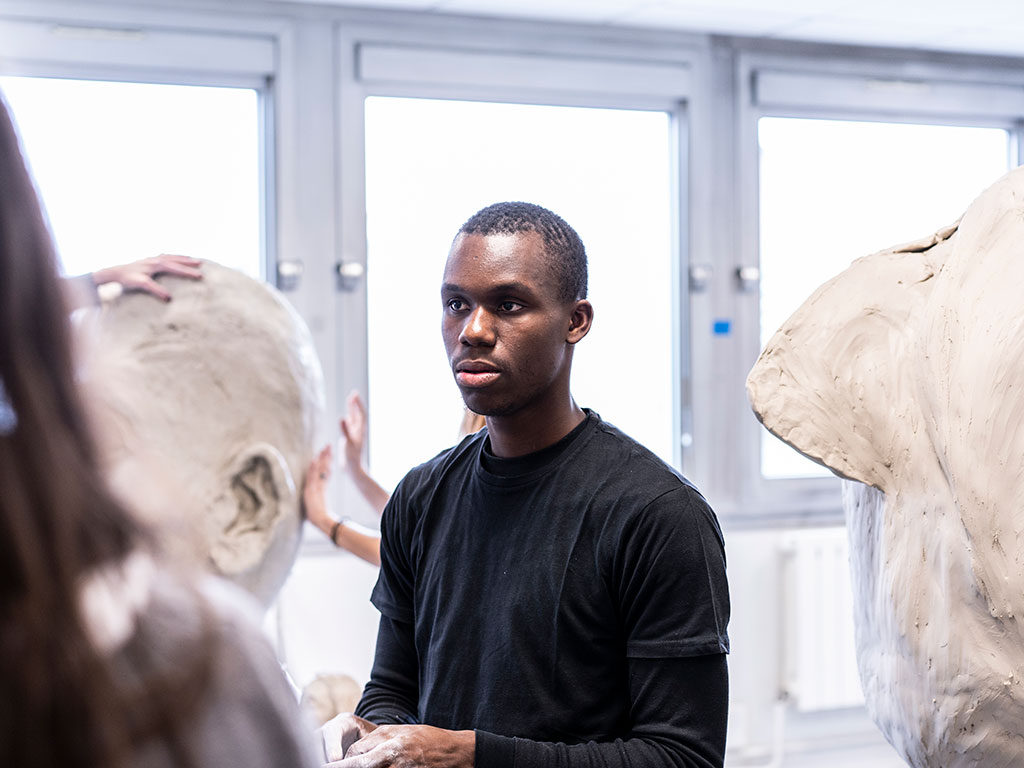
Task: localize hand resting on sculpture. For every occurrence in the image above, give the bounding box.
[92,253,202,301]
[303,443,382,567]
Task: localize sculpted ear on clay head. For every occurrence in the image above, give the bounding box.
[83,260,325,610]
[208,442,299,600]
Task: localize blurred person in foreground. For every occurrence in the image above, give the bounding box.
[0,92,317,768]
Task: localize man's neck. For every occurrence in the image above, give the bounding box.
[485,400,586,458]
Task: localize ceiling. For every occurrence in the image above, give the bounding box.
[279,0,1024,58]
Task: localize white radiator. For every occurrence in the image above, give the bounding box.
[780,527,865,712]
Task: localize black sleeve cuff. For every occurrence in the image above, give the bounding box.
[474,729,515,768]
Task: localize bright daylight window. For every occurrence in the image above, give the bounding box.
[758,116,1009,479]
[365,97,674,490]
[0,76,262,279]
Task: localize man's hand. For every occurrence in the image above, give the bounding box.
[321,713,378,763]
[325,723,475,768]
[91,253,202,301]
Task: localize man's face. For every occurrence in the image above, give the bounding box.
[442,230,582,419]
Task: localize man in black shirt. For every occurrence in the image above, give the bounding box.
[322,202,730,768]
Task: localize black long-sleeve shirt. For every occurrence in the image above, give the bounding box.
[358,616,728,768]
[357,411,730,768]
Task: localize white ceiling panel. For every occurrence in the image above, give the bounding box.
[265,0,1024,58]
[781,17,964,50]
[925,24,1024,58]
[619,2,834,37]
[624,0,849,22]
[297,0,442,7]
[830,0,1016,28]
[434,0,646,25]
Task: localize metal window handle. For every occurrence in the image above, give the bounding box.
[689,263,713,293]
[276,260,304,291]
[687,264,760,293]
[736,265,760,292]
[336,261,365,292]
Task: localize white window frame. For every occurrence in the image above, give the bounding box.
[0,1,351,533]
[732,48,1024,525]
[0,9,278,283]
[333,20,701,486]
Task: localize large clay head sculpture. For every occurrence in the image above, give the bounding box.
[84,261,324,609]
[747,166,1024,767]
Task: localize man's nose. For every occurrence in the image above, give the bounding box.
[460,306,495,346]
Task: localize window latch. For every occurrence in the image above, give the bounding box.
[276,260,303,291]
[736,265,760,292]
[335,261,365,292]
[689,263,713,293]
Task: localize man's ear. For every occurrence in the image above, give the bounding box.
[208,443,297,577]
[567,299,593,344]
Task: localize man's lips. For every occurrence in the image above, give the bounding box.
[454,360,501,388]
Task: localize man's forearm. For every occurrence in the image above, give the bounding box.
[355,689,419,726]
[476,654,728,768]
[354,625,727,768]
[475,729,722,768]
[355,615,420,725]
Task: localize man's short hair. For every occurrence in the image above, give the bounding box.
[459,202,588,301]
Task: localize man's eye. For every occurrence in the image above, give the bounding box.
[498,301,523,312]
[447,299,466,311]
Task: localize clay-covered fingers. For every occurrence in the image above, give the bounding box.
[325,725,474,768]
[322,729,402,768]
[340,725,398,759]
[322,743,384,768]
[320,713,378,763]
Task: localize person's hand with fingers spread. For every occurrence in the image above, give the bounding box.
[303,443,382,566]
[323,719,474,768]
[339,391,391,515]
[340,390,367,471]
[303,445,335,535]
[91,253,203,302]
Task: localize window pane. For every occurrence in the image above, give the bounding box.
[365,97,674,490]
[758,117,1009,479]
[0,76,262,279]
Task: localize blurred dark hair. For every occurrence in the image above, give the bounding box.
[0,92,211,767]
